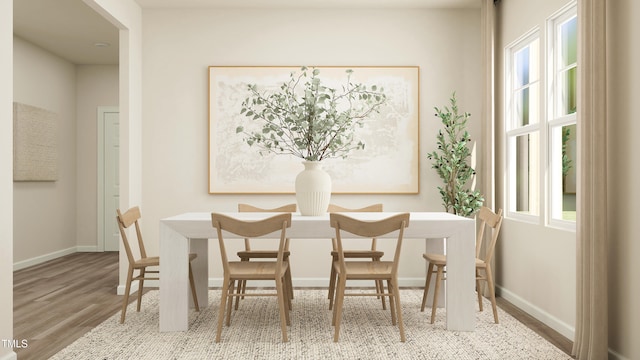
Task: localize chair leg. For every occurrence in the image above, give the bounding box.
[285,255,294,300]
[137,268,145,312]
[378,279,387,310]
[374,257,386,310]
[328,261,337,310]
[234,280,243,311]
[275,277,289,342]
[226,280,235,326]
[476,268,484,312]
[387,279,397,325]
[188,263,200,312]
[215,275,230,343]
[333,276,347,342]
[485,265,499,324]
[421,262,435,312]
[120,266,134,324]
[282,269,293,313]
[390,278,406,342]
[430,265,444,324]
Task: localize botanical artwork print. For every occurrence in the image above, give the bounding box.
[209,66,419,194]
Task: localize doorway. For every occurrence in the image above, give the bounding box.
[98,106,119,252]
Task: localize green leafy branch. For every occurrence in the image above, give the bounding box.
[236,67,387,161]
[426,92,484,217]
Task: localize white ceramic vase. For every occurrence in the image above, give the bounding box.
[295,161,332,216]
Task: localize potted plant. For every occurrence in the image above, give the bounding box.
[427,92,484,217]
[236,66,387,215]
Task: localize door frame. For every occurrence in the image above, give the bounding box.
[97,106,119,252]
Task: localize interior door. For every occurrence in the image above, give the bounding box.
[100,107,120,251]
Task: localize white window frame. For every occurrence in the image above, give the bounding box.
[547,2,577,230]
[505,28,542,224]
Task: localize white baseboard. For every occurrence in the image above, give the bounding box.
[608,348,630,360]
[13,247,77,271]
[0,351,17,360]
[496,285,575,340]
[76,246,99,252]
[13,246,103,271]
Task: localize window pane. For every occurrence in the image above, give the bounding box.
[515,83,539,126]
[561,124,576,220]
[560,67,577,115]
[515,46,530,88]
[560,17,577,67]
[515,133,539,215]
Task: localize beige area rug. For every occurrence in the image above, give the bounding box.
[51,289,571,360]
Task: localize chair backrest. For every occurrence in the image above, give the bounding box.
[211,213,292,272]
[327,203,383,212]
[330,213,410,275]
[238,203,297,213]
[237,204,297,250]
[475,207,504,264]
[116,206,146,265]
[327,203,383,251]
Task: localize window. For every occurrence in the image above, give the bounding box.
[548,4,577,226]
[506,31,541,220]
[504,2,577,229]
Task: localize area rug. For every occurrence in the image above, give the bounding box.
[51,289,571,360]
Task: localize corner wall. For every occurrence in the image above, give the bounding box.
[494,0,576,339]
[76,65,119,250]
[12,37,78,266]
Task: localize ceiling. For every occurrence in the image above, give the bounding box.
[13,0,479,66]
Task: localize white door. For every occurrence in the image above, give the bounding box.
[99,107,120,251]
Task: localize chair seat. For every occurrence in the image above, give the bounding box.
[422,253,446,265]
[133,256,159,268]
[333,261,394,279]
[331,250,384,259]
[423,253,486,268]
[133,253,197,269]
[237,250,291,259]
[421,206,503,325]
[228,261,289,279]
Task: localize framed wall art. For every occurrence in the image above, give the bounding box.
[208,66,419,194]
[13,102,58,182]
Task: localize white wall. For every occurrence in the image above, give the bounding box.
[12,37,78,266]
[607,1,640,358]
[140,8,483,285]
[495,0,576,340]
[1,1,15,358]
[76,65,119,250]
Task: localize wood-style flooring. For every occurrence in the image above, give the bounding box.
[13,252,573,359]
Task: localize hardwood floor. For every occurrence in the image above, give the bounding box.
[12,252,147,360]
[13,252,573,359]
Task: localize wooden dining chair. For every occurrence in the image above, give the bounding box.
[116,206,199,324]
[235,203,296,308]
[330,212,410,342]
[326,203,385,310]
[211,212,293,343]
[420,206,504,324]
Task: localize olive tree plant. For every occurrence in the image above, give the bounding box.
[236,66,387,161]
[427,93,484,217]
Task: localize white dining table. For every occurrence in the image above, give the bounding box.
[158,211,476,332]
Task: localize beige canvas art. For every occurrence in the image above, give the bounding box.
[13,102,58,181]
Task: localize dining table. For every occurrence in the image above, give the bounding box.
[158,211,476,332]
